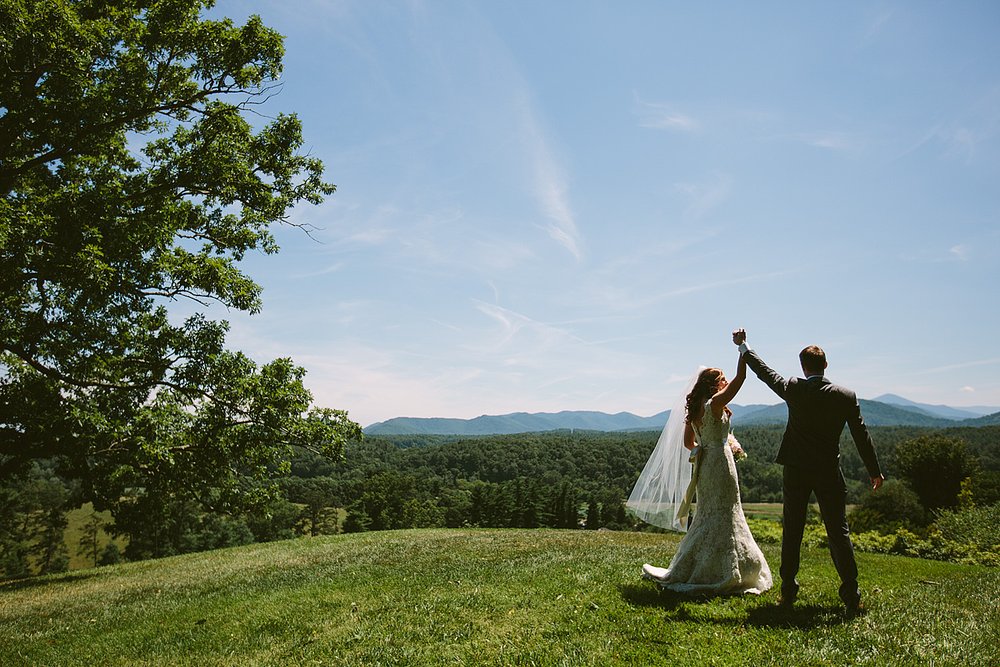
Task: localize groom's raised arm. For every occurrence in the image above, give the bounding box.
[733,330,788,400]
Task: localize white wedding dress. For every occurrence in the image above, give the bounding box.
[642,402,772,595]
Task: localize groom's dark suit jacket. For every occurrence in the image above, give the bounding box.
[743,348,882,479]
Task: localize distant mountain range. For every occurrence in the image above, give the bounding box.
[871,393,998,420]
[364,396,1000,435]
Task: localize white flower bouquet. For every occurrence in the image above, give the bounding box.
[728,432,746,462]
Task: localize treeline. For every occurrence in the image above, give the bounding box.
[2,425,999,576]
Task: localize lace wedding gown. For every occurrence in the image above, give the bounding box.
[642,402,772,595]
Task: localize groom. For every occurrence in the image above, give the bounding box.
[733,329,884,613]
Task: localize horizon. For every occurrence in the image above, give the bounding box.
[197,2,1000,426]
[364,392,1000,428]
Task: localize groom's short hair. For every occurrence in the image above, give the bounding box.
[799,345,827,375]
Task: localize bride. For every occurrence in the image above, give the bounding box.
[627,352,772,595]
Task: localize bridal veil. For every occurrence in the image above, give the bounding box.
[626,368,704,532]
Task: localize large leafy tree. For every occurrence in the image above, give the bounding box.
[0,0,360,513]
[894,435,976,513]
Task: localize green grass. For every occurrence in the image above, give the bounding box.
[1,529,997,666]
[742,502,784,521]
[741,502,856,521]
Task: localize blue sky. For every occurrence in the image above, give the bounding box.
[204,1,1000,427]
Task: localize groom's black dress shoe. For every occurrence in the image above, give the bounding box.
[777,593,797,608]
[844,598,866,617]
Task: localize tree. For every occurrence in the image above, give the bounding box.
[0,1,361,515]
[98,542,123,566]
[342,501,371,534]
[284,477,341,535]
[33,504,69,574]
[0,464,72,576]
[585,499,599,530]
[0,482,33,577]
[848,479,927,533]
[244,495,300,543]
[894,436,976,513]
[77,512,105,568]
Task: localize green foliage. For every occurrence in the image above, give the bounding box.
[851,528,1000,567]
[9,423,998,576]
[76,513,105,568]
[745,517,782,544]
[109,492,253,561]
[971,469,1000,505]
[894,435,977,512]
[264,425,1000,550]
[933,502,1000,560]
[244,496,301,543]
[848,502,1000,567]
[0,0,360,520]
[849,479,927,533]
[342,501,371,534]
[98,542,123,566]
[0,464,74,577]
[283,477,342,536]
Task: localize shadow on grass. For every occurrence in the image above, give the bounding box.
[621,583,853,629]
[0,570,103,593]
[619,583,687,611]
[743,602,853,629]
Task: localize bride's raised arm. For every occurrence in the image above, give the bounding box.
[712,352,747,409]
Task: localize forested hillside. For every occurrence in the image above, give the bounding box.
[3,423,998,575]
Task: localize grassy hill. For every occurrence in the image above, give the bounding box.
[1,529,997,666]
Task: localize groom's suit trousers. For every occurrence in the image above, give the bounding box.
[780,463,859,604]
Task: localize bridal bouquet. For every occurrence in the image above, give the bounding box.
[728,432,746,462]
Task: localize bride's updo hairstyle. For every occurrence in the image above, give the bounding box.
[685,368,724,424]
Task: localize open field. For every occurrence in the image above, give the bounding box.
[1,528,997,666]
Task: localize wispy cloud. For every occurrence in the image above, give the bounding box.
[900,242,976,264]
[635,96,700,132]
[674,172,732,221]
[798,131,862,152]
[291,262,346,279]
[891,123,943,162]
[586,267,794,314]
[941,125,986,163]
[757,129,863,153]
[859,8,896,45]
[293,343,487,425]
[895,113,996,165]
[916,357,1000,375]
[657,270,793,300]
[473,300,583,350]
[514,94,583,260]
